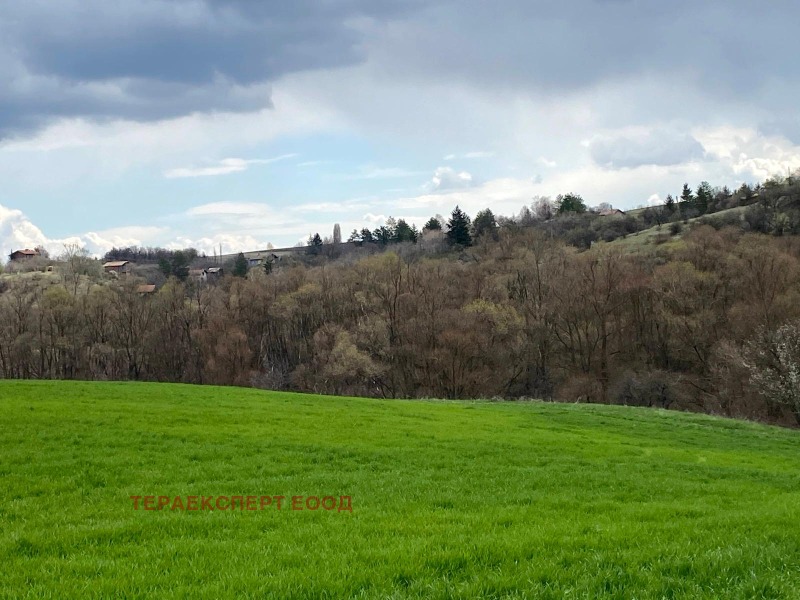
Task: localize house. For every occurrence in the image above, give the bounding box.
[207,267,223,279]
[247,257,263,267]
[103,260,130,275]
[136,284,156,294]
[9,249,40,261]
[598,208,626,217]
[188,268,208,283]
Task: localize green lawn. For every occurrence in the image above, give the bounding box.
[1,381,799,599]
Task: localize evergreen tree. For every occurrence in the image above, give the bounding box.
[473,208,498,240]
[423,216,442,231]
[159,250,190,280]
[373,225,393,245]
[665,194,676,213]
[233,252,248,277]
[679,183,694,214]
[306,233,323,255]
[695,181,713,215]
[555,193,587,214]
[446,205,472,247]
[394,219,417,243]
[360,228,374,243]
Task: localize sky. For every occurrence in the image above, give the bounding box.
[2,0,800,259]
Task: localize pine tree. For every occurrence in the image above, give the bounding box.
[446,205,472,247]
[679,183,694,215]
[555,193,587,214]
[423,216,442,231]
[695,181,713,215]
[473,208,498,240]
[394,219,417,243]
[233,252,248,277]
[306,233,323,255]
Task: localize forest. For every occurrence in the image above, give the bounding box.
[2,173,800,427]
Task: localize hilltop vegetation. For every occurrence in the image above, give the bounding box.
[1,381,798,598]
[3,174,800,426]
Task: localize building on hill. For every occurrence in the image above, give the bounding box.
[598,208,626,217]
[102,260,130,275]
[136,284,156,294]
[207,267,223,279]
[189,268,208,283]
[9,249,40,261]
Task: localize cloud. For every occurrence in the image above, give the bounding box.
[186,202,276,218]
[0,204,50,259]
[344,166,424,180]
[426,167,477,192]
[0,0,423,136]
[362,213,387,225]
[444,151,494,160]
[166,234,272,255]
[646,193,662,206]
[589,128,706,169]
[0,202,168,259]
[163,153,297,178]
[695,126,800,181]
[366,2,799,101]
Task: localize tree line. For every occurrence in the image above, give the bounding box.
[2,223,800,427]
[3,172,800,426]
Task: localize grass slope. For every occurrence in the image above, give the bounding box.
[604,206,748,252]
[1,381,799,599]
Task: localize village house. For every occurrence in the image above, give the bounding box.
[136,284,156,294]
[102,260,130,275]
[189,268,208,283]
[598,208,626,217]
[207,267,223,279]
[9,248,40,261]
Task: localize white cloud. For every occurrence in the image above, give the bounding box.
[343,166,424,180]
[426,166,477,192]
[362,213,387,225]
[694,126,800,181]
[186,202,277,218]
[647,193,662,206]
[166,234,273,256]
[163,154,298,178]
[0,203,169,260]
[444,151,494,160]
[397,176,535,220]
[0,204,49,260]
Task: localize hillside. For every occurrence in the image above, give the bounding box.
[2,381,798,598]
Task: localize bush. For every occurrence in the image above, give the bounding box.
[611,370,677,409]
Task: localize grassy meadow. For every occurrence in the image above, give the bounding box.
[1,380,799,598]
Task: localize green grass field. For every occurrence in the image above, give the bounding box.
[1,381,799,598]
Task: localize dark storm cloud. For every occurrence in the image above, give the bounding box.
[375,0,798,93]
[1,0,798,140]
[0,0,423,136]
[369,0,800,140]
